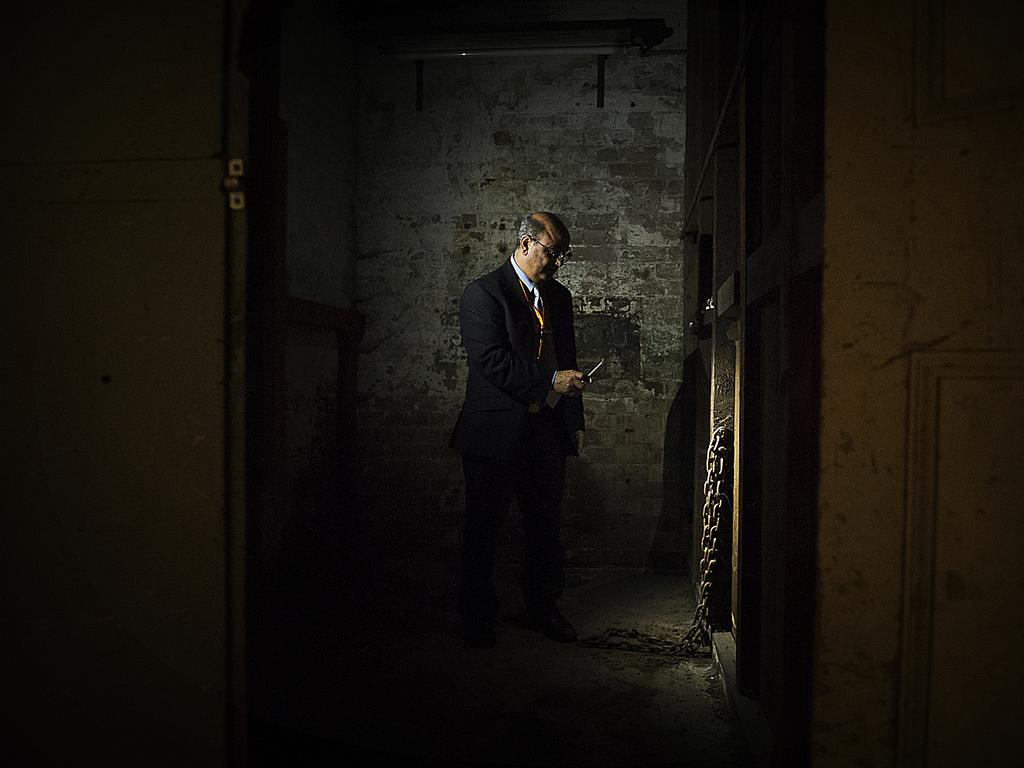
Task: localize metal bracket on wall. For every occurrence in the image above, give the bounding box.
[702,296,717,326]
[687,301,714,339]
[416,59,424,112]
[386,19,674,113]
[597,54,608,108]
[222,158,246,211]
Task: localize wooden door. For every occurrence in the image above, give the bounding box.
[816,1,1024,764]
[3,2,248,763]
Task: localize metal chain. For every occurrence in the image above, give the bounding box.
[576,425,733,658]
[678,425,732,656]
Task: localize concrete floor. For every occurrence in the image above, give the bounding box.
[252,562,750,767]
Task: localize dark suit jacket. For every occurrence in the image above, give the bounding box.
[451,258,585,461]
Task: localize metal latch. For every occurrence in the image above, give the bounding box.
[222,158,246,210]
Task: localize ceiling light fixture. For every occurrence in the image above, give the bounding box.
[379,19,672,59]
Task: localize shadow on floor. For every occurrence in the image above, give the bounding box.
[250,548,750,767]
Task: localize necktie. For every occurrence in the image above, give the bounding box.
[530,287,545,359]
[532,287,562,410]
[519,280,545,351]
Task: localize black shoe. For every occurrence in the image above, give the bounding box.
[461,618,497,648]
[528,609,577,643]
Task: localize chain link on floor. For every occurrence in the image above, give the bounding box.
[577,426,733,658]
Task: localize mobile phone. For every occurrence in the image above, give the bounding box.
[585,358,605,381]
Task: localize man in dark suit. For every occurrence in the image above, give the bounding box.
[451,211,587,648]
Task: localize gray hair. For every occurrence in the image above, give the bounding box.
[515,211,568,248]
[516,214,547,245]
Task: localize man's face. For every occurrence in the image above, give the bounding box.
[521,228,571,283]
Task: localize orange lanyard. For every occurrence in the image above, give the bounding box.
[518,279,545,359]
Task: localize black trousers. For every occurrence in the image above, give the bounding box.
[458,412,568,622]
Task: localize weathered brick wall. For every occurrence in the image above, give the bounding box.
[355,6,692,569]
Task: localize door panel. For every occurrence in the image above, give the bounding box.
[928,373,1024,765]
[4,4,223,163]
[10,180,226,760]
[901,353,1024,767]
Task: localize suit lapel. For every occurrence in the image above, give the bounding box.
[499,258,537,339]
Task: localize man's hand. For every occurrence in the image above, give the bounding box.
[553,370,586,396]
[575,430,585,454]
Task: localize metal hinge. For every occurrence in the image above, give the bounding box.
[222,158,246,210]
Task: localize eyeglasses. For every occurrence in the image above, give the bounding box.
[529,235,573,265]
